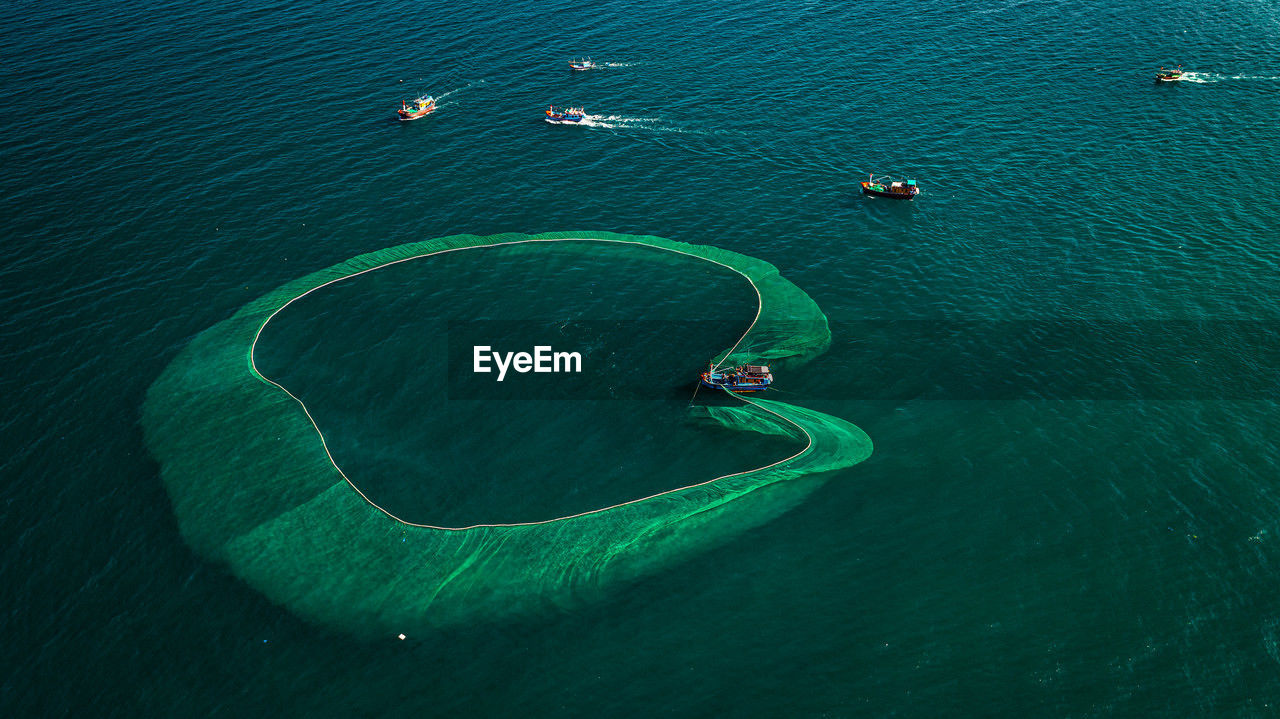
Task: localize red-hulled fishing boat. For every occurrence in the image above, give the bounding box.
[397,94,436,121]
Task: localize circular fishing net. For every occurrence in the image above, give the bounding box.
[143,231,872,633]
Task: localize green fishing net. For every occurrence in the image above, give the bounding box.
[143,231,872,634]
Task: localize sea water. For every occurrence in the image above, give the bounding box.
[4,0,1280,715]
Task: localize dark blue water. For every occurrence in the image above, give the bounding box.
[6,0,1280,715]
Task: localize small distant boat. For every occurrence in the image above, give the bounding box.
[1156,65,1184,82]
[545,105,586,124]
[397,94,436,121]
[860,173,920,199]
[700,364,773,392]
[568,57,597,71]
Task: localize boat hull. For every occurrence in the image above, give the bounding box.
[700,378,769,392]
[700,367,772,392]
[398,105,436,121]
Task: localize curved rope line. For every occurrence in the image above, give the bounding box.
[248,237,811,531]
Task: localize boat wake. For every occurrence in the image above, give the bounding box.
[433,80,483,103]
[544,113,663,128]
[545,111,723,136]
[1225,73,1280,81]
[584,114,661,126]
[571,60,637,69]
[1178,72,1280,84]
[578,114,707,134]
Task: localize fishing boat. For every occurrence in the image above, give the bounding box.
[1156,65,1184,82]
[860,173,920,199]
[700,364,773,392]
[568,57,597,71]
[545,105,586,124]
[397,94,436,121]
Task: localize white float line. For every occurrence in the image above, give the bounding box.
[248,237,812,531]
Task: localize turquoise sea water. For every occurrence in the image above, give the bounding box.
[5,0,1280,715]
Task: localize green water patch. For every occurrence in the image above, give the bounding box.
[143,232,872,634]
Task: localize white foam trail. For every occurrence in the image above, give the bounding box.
[580,114,689,132]
[546,118,597,127]
[434,80,483,102]
[568,60,639,69]
[593,115,662,123]
[1176,72,1280,84]
[575,113,641,129]
[545,112,721,136]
